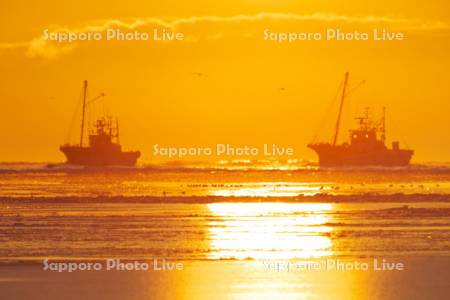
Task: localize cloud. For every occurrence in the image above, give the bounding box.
[0,42,28,49]
[26,37,76,59]
[111,12,450,30]
[3,12,449,59]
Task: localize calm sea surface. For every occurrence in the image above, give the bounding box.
[0,164,449,262]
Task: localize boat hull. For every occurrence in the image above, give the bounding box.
[60,146,140,166]
[308,143,413,167]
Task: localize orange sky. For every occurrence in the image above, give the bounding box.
[0,1,449,163]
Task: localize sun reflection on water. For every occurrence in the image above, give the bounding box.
[207,203,333,259]
[211,182,330,197]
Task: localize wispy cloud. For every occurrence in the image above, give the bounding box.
[0,42,28,49]
[3,12,448,59]
[82,12,450,30]
[26,38,76,59]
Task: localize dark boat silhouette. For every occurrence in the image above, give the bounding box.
[308,72,414,167]
[60,80,140,166]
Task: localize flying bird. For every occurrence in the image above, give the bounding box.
[191,72,208,78]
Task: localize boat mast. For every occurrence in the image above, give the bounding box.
[80,80,88,147]
[116,118,120,144]
[333,72,349,145]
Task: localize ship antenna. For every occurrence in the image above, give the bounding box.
[381,106,386,144]
[80,80,88,147]
[333,72,349,145]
